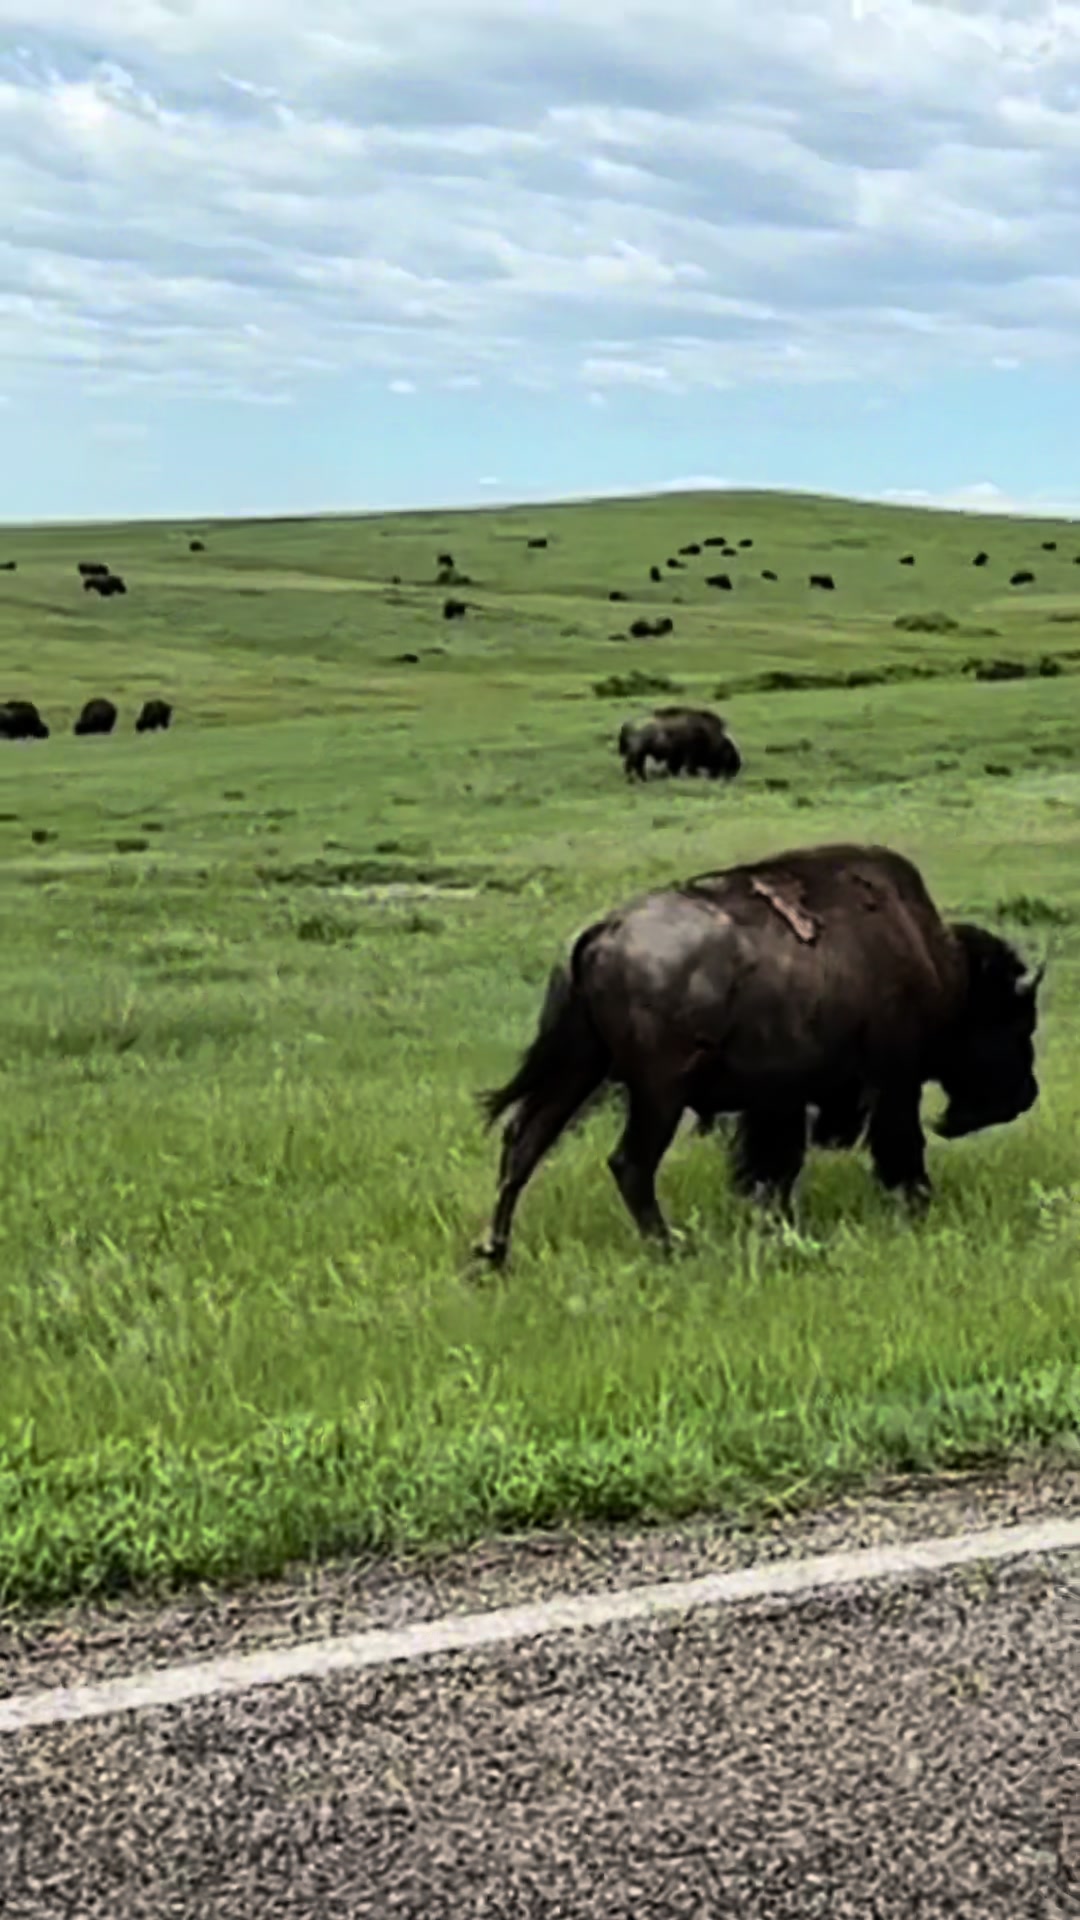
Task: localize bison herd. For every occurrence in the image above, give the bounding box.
[0,696,172,740]
[474,841,1045,1268]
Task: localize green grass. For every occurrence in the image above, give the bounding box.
[2,488,1080,1609]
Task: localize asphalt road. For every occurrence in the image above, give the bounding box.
[3,1541,1078,1918]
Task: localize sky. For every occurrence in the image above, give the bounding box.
[3,0,1080,523]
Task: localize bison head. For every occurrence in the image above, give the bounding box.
[935,924,1044,1138]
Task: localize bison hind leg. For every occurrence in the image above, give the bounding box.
[730,1107,808,1215]
[607,1083,684,1251]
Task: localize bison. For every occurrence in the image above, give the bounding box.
[74,697,118,736]
[77,562,109,578]
[899,554,915,566]
[0,560,16,571]
[809,572,835,590]
[1042,541,1057,552]
[679,544,702,556]
[1010,570,1035,586]
[528,537,548,549]
[473,842,1044,1267]
[84,572,126,597]
[189,539,205,553]
[649,565,662,583]
[973,552,989,567]
[443,597,467,620]
[706,573,733,591]
[617,706,740,783]
[761,569,778,581]
[0,698,48,739]
[135,698,172,733]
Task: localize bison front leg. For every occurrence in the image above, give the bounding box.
[867,1087,931,1212]
[607,1087,683,1251]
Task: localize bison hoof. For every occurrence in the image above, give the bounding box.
[469,1238,507,1271]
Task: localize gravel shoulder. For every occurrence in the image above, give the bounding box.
[3,1457,1078,1700]
[2,1539,1078,1918]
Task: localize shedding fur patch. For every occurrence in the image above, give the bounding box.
[750,875,821,943]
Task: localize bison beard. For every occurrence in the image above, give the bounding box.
[474,843,1043,1267]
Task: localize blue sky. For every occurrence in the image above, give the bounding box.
[2,0,1080,523]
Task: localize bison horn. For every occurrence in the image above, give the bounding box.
[1016,958,1047,997]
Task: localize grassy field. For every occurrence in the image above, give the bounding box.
[1,488,1079,1610]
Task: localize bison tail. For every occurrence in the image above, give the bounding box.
[477,948,609,1129]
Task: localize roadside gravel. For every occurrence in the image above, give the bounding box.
[2,1542,1078,1917]
[3,1457,1078,1699]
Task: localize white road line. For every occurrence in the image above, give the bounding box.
[2,1513,1078,1737]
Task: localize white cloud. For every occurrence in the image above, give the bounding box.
[388,377,415,392]
[1,3,1080,402]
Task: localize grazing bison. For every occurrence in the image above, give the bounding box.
[437,552,454,569]
[85,572,126,597]
[738,538,753,549]
[73,697,118,736]
[703,536,727,547]
[474,842,1044,1267]
[135,698,172,732]
[77,562,109,578]
[706,573,733,590]
[649,565,662,583]
[0,698,48,740]
[1042,541,1057,551]
[189,539,205,553]
[973,552,989,567]
[679,544,701,556]
[809,572,835,590]
[1010,570,1035,586]
[0,560,16,571]
[527,537,548,549]
[443,597,467,619]
[899,554,915,566]
[618,706,740,783]
[608,590,627,602]
[761,569,778,581]
[666,558,684,570]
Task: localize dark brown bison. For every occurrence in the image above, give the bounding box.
[617,706,740,782]
[666,558,684,570]
[189,539,205,552]
[474,843,1044,1266]
[74,696,118,736]
[649,565,662,582]
[77,562,109,578]
[1010,570,1035,586]
[809,572,835,590]
[738,537,753,548]
[973,552,989,566]
[528,537,548,549]
[135,698,172,732]
[679,543,701,556]
[899,554,915,566]
[443,597,467,619]
[1042,541,1057,551]
[0,560,16,571]
[761,569,778,581]
[703,536,727,547]
[706,573,733,590]
[84,572,125,597]
[437,552,454,568]
[0,698,48,740]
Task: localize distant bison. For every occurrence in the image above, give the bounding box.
[666,558,684,570]
[738,538,753,549]
[474,841,1044,1267]
[703,536,727,548]
[609,590,627,602]
[0,698,48,740]
[628,616,675,639]
[437,552,455,569]
[809,573,835,590]
[77,562,109,578]
[679,544,701,556]
[973,552,989,567]
[899,554,915,566]
[443,597,467,619]
[1042,541,1057,552]
[0,560,16,572]
[85,572,126,597]
[1010,570,1035,586]
[189,539,205,553]
[74,697,118,736]
[706,573,733,591]
[618,706,740,783]
[135,698,172,733]
[649,565,662,583]
[527,537,548,549]
[761,569,778,581]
